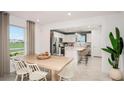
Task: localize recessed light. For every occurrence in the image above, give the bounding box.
[36,19,40,22]
[67,12,71,16]
[88,25,91,28]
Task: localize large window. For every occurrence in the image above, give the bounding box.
[9,25,25,57]
[75,33,86,42]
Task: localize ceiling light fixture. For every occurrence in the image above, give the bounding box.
[88,25,91,28]
[67,12,71,16]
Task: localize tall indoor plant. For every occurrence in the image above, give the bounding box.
[102,27,123,80]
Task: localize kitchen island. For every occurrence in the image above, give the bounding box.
[65,46,86,63]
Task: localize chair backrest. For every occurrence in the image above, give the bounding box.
[79,48,90,56]
[12,56,25,62]
[12,56,27,67]
[26,63,41,73]
[14,61,27,73]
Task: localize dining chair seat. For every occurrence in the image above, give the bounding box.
[29,71,48,81]
[16,69,28,75]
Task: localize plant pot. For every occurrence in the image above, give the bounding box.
[109,68,122,80]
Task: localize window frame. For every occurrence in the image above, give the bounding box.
[9,24,26,56]
[76,33,87,42]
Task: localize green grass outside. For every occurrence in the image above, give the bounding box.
[9,42,24,48]
[9,42,24,56]
[10,51,24,57]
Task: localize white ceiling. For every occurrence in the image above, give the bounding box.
[8,11,122,25]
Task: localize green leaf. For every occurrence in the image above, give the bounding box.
[102,47,116,55]
[108,58,114,67]
[120,37,124,54]
[102,48,112,54]
[115,27,120,40]
[101,27,123,69]
[115,27,121,55]
[111,53,115,61]
[109,32,117,50]
[107,46,117,54]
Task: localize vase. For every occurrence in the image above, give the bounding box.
[109,68,122,80]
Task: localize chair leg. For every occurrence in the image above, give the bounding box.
[85,56,88,65]
[15,75,18,81]
[25,73,29,80]
[25,74,27,80]
[59,77,62,81]
[21,75,24,81]
[44,77,47,81]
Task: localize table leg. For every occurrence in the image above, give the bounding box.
[51,70,60,81]
[51,70,57,81]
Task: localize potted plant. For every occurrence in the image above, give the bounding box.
[102,27,123,80]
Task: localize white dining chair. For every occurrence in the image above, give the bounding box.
[14,60,29,81]
[26,63,48,81]
[58,59,75,81]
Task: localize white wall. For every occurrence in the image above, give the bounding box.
[10,16,26,27]
[91,27,102,57]
[39,14,124,76]
[35,24,43,54]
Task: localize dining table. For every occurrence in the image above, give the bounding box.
[25,55,73,81]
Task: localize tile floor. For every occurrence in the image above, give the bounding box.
[0,57,111,81]
[72,57,111,81]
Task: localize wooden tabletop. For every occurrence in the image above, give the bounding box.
[25,55,72,71]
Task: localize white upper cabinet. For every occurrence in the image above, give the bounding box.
[54,32,64,38]
[63,35,76,42]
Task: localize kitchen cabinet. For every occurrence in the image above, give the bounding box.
[63,35,76,42]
